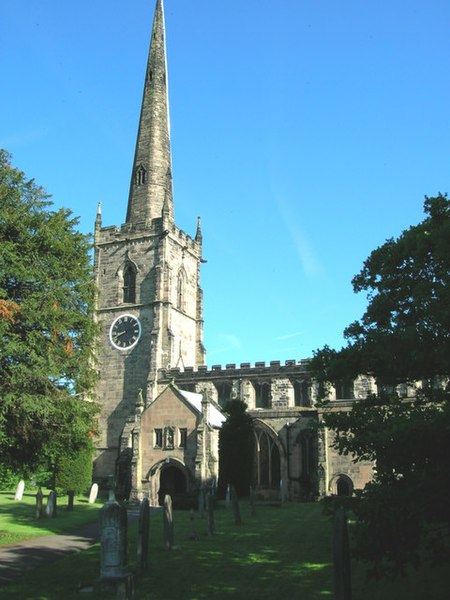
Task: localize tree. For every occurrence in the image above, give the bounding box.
[219,400,254,497]
[311,195,450,574]
[55,444,94,510]
[0,150,98,477]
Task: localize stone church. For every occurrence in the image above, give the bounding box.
[93,0,373,504]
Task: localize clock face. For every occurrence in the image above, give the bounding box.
[109,314,141,350]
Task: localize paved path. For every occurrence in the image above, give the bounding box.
[0,509,140,587]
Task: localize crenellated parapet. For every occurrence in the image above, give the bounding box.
[162,358,311,379]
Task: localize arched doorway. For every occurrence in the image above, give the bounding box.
[329,474,353,497]
[158,465,187,505]
[337,477,351,497]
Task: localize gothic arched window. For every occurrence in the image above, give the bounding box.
[123,264,136,304]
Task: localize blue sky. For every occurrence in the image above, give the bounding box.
[2,0,449,365]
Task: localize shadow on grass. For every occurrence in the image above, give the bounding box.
[130,503,333,600]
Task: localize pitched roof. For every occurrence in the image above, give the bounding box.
[178,390,226,428]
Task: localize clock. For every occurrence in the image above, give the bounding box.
[109,314,141,350]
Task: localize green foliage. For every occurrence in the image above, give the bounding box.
[311,195,450,573]
[0,150,98,476]
[219,400,255,497]
[0,465,21,490]
[55,444,93,495]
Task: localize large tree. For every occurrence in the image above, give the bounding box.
[0,150,98,477]
[312,195,450,574]
[219,400,255,498]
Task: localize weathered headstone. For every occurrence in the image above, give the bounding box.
[99,500,129,579]
[333,506,352,600]
[137,497,150,570]
[189,508,198,541]
[198,487,205,518]
[249,486,256,517]
[45,491,57,518]
[280,479,287,503]
[231,484,242,525]
[107,474,116,502]
[14,479,25,501]
[206,492,215,536]
[99,500,133,598]
[163,494,174,550]
[35,487,43,519]
[88,482,99,504]
[225,483,231,508]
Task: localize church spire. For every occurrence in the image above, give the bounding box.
[126,0,174,227]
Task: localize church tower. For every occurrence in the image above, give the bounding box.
[93,0,206,481]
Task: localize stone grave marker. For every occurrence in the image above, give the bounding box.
[99,500,133,598]
[280,479,287,503]
[333,506,352,600]
[250,486,256,517]
[46,491,57,518]
[198,487,205,518]
[163,494,174,550]
[189,508,198,540]
[14,479,25,501]
[99,501,128,578]
[88,483,99,504]
[35,487,44,519]
[206,492,215,536]
[137,497,150,570]
[231,484,242,525]
[225,483,231,508]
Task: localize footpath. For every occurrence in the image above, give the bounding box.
[0,519,100,587]
[0,509,140,587]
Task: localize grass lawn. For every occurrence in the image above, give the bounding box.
[1,499,448,599]
[0,490,101,546]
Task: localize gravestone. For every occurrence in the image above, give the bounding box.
[280,479,287,503]
[249,486,256,517]
[46,491,57,518]
[137,497,150,570]
[163,494,174,550]
[225,484,231,508]
[99,500,129,579]
[206,492,215,536]
[14,480,25,501]
[231,485,242,525]
[333,506,352,600]
[99,500,133,598]
[189,508,198,540]
[35,487,44,519]
[88,483,99,504]
[198,487,205,518]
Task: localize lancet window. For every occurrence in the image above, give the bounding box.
[123,264,137,304]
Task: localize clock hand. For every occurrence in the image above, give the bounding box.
[115,330,127,337]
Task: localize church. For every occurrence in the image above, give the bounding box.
[92,0,373,504]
